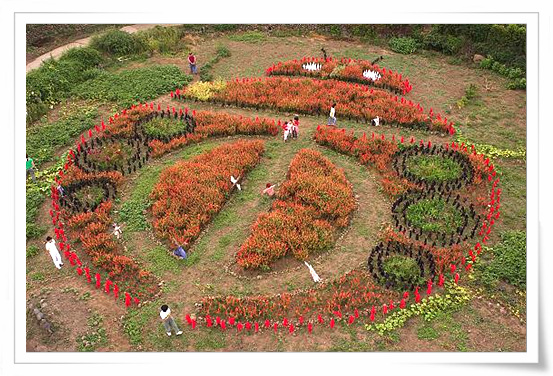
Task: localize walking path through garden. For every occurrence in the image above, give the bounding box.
[26,24,181,73]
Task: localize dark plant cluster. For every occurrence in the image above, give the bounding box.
[74,135,150,175]
[59,177,117,214]
[367,240,436,291]
[392,144,474,191]
[391,190,482,247]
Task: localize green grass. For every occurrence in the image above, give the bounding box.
[143,117,188,139]
[473,231,526,289]
[417,325,440,341]
[26,245,40,258]
[194,331,227,351]
[406,198,463,233]
[73,65,192,108]
[382,255,424,288]
[406,155,463,182]
[77,312,108,352]
[143,246,182,277]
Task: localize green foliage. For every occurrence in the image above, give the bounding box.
[135,26,186,55]
[474,231,526,289]
[480,56,526,90]
[382,255,424,289]
[227,31,266,43]
[73,185,106,208]
[26,186,47,240]
[389,37,418,54]
[406,198,463,234]
[26,105,98,167]
[77,312,108,351]
[366,282,472,335]
[456,84,479,109]
[406,155,462,182]
[73,65,192,107]
[26,47,103,123]
[329,25,342,38]
[421,29,464,55]
[417,325,439,340]
[123,299,160,345]
[143,117,188,139]
[454,129,526,160]
[195,332,227,351]
[212,24,239,32]
[90,29,147,57]
[30,272,45,281]
[26,245,40,258]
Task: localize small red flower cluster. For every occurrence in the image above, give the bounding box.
[181,76,454,133]
[266,57,412,94]
[236,149,355,269]
[149,111,279,157]
[150,140,265,245]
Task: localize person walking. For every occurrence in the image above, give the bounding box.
[292,115,300,139]
[26,154,36,183]
[160,304,183,336]
[327,103,337,126]
[45,236,63,270]
[188,52,197,75]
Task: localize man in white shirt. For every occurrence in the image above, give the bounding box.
[160,305,182,336]
[328,103,337,126]
[45,236,63,269]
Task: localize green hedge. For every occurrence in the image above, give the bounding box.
[89,29,147,56]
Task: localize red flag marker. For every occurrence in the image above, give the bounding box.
[330,318,335,329]
[308,322,313,333]
[125,292,131,308]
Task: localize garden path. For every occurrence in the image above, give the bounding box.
[25,24,181,73]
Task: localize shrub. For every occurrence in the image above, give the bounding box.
[26,47,103,123]
[26,245,40,258]
[135,26,185,55]
[479,56,526,90]
[382,255,425,289]
[389,37,418,54]
[89,29,146,56]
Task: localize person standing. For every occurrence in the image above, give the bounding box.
[188,52,197,75]
[45,236,63,270]
[292,115,300,139]
[262,183,276,197]
[327,103,337,126]
[160,304,183,336]
[26,154,36,183]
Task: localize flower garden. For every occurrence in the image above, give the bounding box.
[25,26,527,353]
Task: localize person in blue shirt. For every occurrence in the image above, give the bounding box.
[171,237,189,259]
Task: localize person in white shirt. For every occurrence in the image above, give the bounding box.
[45,236,63,269]
[371,116,380,127]
[112,223,122,240]
[160,304,182,336]
[328,103,337,126]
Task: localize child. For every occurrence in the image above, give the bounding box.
[328,103,337,126]
[371,116,380,127]
[188,52,197,75]
[283,120,292,142]
[172,237,189,259]
[160,305,183,336]
[292,115,300,139]
[112,223,122,240]
[26,154,36,183]
[45,236,63,270]
[262,183,276,197]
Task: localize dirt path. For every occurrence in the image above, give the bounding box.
[26,24,181,73]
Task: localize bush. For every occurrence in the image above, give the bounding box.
[389,37,418,54]
[382,255,424,289]
[135,26,185,55]
[73,65,192,107]
[479,56,526,90]
[90,29,146,56]
[26,47,103,123]
[26,186,47,240]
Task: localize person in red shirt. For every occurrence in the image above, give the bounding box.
[292,115,300,138]
[188,52,197,75]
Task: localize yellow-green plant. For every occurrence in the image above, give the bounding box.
[185,79,227,101]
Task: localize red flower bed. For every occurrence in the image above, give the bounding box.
[200,269,395,321]
[148,111,279,157]
[150,140,265,245]
[266,57,412,94]
[236,149,355,269]
[64,201,159,298]
[180,76,454,133]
